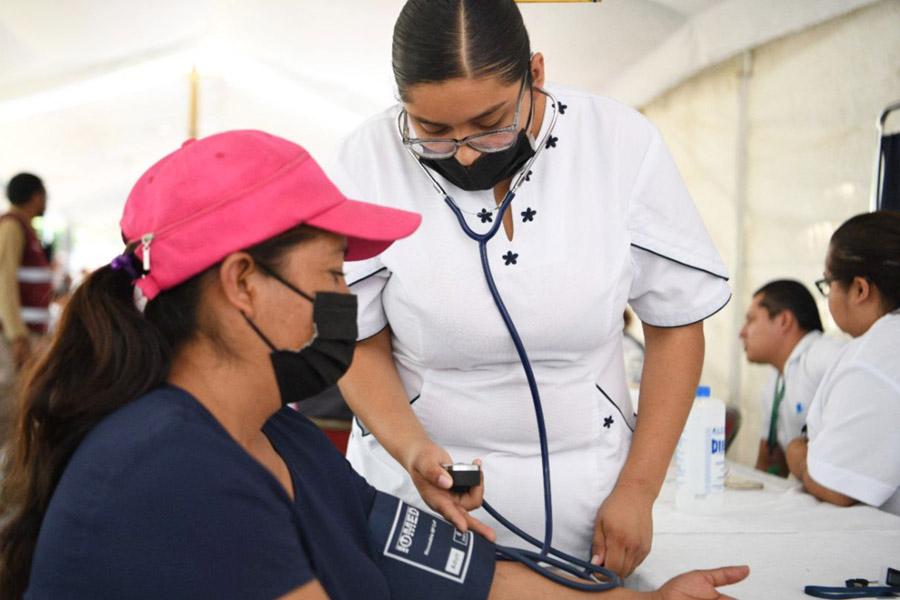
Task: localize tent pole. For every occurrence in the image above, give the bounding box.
[188,65,199,139]
[730,50,752,421]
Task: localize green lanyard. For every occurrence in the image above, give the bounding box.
[767,374,786,452]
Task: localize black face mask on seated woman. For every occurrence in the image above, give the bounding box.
[243,264,358,405]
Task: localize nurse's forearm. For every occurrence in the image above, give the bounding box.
[616,322,705,500]
[338,327,430,467]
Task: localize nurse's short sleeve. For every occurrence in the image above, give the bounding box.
[328,150,392,341]
[807,364,900,507]
[627,126,731,327]
[347,257,391,340]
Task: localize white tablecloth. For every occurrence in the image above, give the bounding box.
[628,461,900,599]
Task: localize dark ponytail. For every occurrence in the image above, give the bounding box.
[0,264,206,598]
[829,210,900,313]
[392,0,531,101]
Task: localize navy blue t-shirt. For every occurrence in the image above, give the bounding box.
[26,384,392,600]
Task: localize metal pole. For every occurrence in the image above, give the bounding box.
[188,65,199,139]
[871,101,900,211]
[729,50,752,415]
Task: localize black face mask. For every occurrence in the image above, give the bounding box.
[420,129,536,192]
[419,86,537,192]
[243,271,358,405]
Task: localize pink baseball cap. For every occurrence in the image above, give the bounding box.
[119,129,421,300]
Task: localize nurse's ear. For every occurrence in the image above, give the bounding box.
[849,275,874,306]
[530,52,546,89]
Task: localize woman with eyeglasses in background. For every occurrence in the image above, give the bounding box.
[787,210,900,515]
[332,0,732,578]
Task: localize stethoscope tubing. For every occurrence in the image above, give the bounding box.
[404,88,620,591]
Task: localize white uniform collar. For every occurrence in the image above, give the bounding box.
[783,329,822,370]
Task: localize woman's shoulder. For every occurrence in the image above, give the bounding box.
[839,313,900,379]
[33,388,315,600]
[548,83,655,134]
[337,105,403,156]
[82,385,226,452]
[329,104,419,198]
[546,83,659,168]
[63,385,254,496]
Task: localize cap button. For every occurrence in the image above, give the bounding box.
[181,139,196,148]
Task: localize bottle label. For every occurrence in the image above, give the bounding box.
[677,421,725,501]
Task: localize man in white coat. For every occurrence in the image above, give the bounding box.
[739,280,844,476]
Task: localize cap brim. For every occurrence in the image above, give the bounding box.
[305,197,422,261]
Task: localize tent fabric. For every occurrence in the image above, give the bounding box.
[0,1,885,267]
[1,1,899,469]
[643,0,900,465]
[606,0,881,107]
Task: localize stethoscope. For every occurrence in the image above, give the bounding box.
[402,87,621,592]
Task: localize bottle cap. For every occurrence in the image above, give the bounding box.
[696,386,711,398]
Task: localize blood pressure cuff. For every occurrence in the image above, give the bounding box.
[367,491,496,600]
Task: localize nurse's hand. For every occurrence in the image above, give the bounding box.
[591,487,653,579]
[656,565,750,600]
[403,441,496,542]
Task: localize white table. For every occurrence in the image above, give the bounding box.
[628,461,900,599]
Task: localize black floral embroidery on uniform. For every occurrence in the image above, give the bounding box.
[558,102,567,115]
[521,207,536,222]
[477,208,493,223]
[603,415,614,428]
[524,170,533,182]
[545,136,558,149]
[502,251,518,266]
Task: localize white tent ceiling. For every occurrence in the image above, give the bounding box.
[0,0,879,267]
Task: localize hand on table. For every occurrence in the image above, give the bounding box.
[591,487,653,578]
[403,439,496,542]
[656,565,750,600]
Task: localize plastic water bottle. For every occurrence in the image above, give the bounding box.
[675,386,726,513]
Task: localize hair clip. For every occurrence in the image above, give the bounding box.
[110,253,143,282]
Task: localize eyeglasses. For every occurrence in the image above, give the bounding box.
[398,76,529,160]
[815,276,839,297]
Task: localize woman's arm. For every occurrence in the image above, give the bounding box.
[339,328,430,466]
[279,564,749,600]
[338,328,493,538]
[592,321,704,578]
[785,437,857,507]
[489,562,748,600]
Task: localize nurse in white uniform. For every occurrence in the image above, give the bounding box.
[333,0,730,577]
[786,211,900,515]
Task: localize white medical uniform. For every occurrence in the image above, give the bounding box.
[758,331,845,449]
[806,311,900,516]
[330,84,731,557]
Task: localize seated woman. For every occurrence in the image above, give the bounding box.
[787,211,900,515]
[0,130,747,599]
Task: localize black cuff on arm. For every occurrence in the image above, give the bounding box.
[367,492,496,600]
